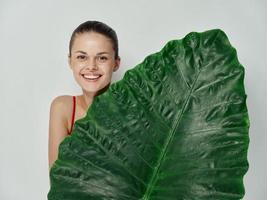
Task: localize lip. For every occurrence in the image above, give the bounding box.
[81,74,102,82]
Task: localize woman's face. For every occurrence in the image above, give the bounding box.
[69,32,120,96]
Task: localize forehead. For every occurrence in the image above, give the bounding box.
[72,32,114,53]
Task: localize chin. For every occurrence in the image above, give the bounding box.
[83,83,111,96]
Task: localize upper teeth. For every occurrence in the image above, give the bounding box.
[83,74,101,79]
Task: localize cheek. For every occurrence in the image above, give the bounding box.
[71,64,82,73]
[102,65,115,75]
[72,68,79,76]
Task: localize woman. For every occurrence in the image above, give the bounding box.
[48,20,121,170]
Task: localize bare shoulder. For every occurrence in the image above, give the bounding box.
[50,95,73,110]
[50,95,73,123]
[51,95,72,105]
[48,95,73,169]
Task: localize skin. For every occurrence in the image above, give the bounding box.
[48,32,121,171]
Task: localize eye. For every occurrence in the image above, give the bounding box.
[77,55,87,60]
[98,56,108,62]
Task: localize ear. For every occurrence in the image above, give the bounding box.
[68,54,72,69]
[113,56,121,72]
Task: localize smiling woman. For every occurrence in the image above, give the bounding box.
[48,20,121,172]
[48,29,250,200]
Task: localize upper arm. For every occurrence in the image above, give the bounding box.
[48,96,69,170]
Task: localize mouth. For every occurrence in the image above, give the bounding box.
[81,74,102,82]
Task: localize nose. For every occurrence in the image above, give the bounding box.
[86,57,98,70]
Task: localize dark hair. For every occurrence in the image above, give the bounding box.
[69,20,119,59]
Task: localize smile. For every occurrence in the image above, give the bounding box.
[81,74,102,82]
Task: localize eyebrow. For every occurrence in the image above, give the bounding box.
[74,51,110,55]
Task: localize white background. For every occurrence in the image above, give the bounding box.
[0,0,266,199]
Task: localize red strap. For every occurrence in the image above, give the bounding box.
[69,96,76,134]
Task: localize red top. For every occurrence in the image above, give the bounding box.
[68,96,76,135]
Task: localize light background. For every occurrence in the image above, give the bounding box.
[0,0,266,199]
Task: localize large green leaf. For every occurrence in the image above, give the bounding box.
[48,29,250,200]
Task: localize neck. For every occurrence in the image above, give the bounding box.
[81,83,111,110]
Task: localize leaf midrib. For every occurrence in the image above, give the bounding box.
[141,61,203,200]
